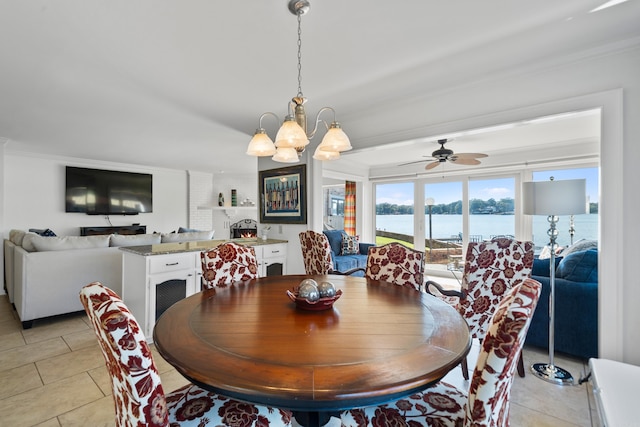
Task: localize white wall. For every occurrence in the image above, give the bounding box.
[0,140,5,294]
[3,152,188,237]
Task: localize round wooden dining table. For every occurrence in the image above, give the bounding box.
[153,274,471,426]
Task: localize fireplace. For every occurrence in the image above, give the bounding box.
[230,219,258,239]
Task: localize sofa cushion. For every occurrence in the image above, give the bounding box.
[323,230,346,256]
[556,249,598,282]
[9,229,26,246]
[532,256,562,277]
[334,254,367,272]
[110,233,162,247]
[31,235,111,251]
[161,230,214,243]
[21,233,39,252]
[341,234,359,255]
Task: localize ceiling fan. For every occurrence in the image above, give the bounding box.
[401,139,488,170]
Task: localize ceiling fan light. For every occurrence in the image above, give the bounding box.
[246,129,276,156]
[313,145,340,160]
[275,117,309,149]
[272,147,300,163]
[318,122,351,152]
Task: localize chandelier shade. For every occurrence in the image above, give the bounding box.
[272,147,300,163]
[317,122,352,152]
[246,130,277,156]
[246,0,349,163]
[274,117,309,149]
[313,145,340,160]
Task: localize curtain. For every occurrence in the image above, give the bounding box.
[344,181,356,236]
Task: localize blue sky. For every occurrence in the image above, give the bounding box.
[376,167,599,205]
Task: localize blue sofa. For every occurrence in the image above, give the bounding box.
[322,230,375,277]
[526,248,598,360]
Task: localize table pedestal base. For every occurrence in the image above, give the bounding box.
[293,411,338,427]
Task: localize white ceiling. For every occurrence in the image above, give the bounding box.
[1,1,638,174]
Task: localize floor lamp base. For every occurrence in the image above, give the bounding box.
[531,363,574,385]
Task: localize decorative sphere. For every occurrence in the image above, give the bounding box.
[317,281,336,298]
[299,278,318,288]
[298,280,319,301]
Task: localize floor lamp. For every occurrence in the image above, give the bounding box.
[523,177,586,385]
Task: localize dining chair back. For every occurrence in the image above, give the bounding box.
[299,230,334,275]
[340,277,542,427]
[426,237,534,379]
[80,282,293,426]
[365,242,424,291]
[201,241,259,289]
[459,237,535,341]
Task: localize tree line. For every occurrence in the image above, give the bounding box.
[376,198,599,215]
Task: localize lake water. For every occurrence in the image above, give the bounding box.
[376,214,598,248]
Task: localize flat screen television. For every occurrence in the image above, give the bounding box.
[65,166,153,215]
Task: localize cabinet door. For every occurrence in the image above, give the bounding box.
[147,269,196,339]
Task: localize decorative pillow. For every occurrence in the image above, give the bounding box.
[31,235,110,251]
[556,249,598,282]
[560,239,598,257]
[178,227,200,233]
[161,230,214,243]
[110,233,162,247]
[341,234,360,255]
[9,229,26,246]
[28,228,57,237]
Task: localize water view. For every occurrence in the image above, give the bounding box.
[376,214,598,249]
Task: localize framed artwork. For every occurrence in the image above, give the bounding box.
[259,164,307,224]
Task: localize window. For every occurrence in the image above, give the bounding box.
[469,177,515,242]
[424,182,463,265]
[530,167,598,250]
[375,182,414,247]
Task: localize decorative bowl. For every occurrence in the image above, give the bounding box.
[287,289,342,311]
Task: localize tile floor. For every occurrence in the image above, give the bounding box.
[0,294,601,427]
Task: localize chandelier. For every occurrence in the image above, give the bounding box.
[246,0,352,163]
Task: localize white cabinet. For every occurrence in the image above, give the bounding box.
[255,243,287,277]
[121,241,286,341]
[122,251,200,340]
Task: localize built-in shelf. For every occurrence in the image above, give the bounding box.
[198,206,257,218]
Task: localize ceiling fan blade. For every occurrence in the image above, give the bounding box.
[399,158,434,166]
[449,157,481,165]
[425,161,441,170]
[452,152,488,159]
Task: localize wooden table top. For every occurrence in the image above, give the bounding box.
[153,274,471,412]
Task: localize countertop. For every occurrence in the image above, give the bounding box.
[119,238,288,256]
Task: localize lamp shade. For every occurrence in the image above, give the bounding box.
[246,130,276,156]
[272,147,300,163]
[313,145,340,160]
[317,123,352,152]
[275,118,309,149]
[523,179,587,216]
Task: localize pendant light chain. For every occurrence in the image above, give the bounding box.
[296,12,303,98]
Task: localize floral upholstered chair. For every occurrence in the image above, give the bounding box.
[79,282,293,427]
[299,230,365,275]
[365,242,424,291]
[340,278,542,427]
[201,241,259,289]
[426,237,535,379]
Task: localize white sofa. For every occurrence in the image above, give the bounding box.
[4,229,214,328]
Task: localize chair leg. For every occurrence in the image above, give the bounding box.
[517,351,525,377]
[461,356,469,380]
